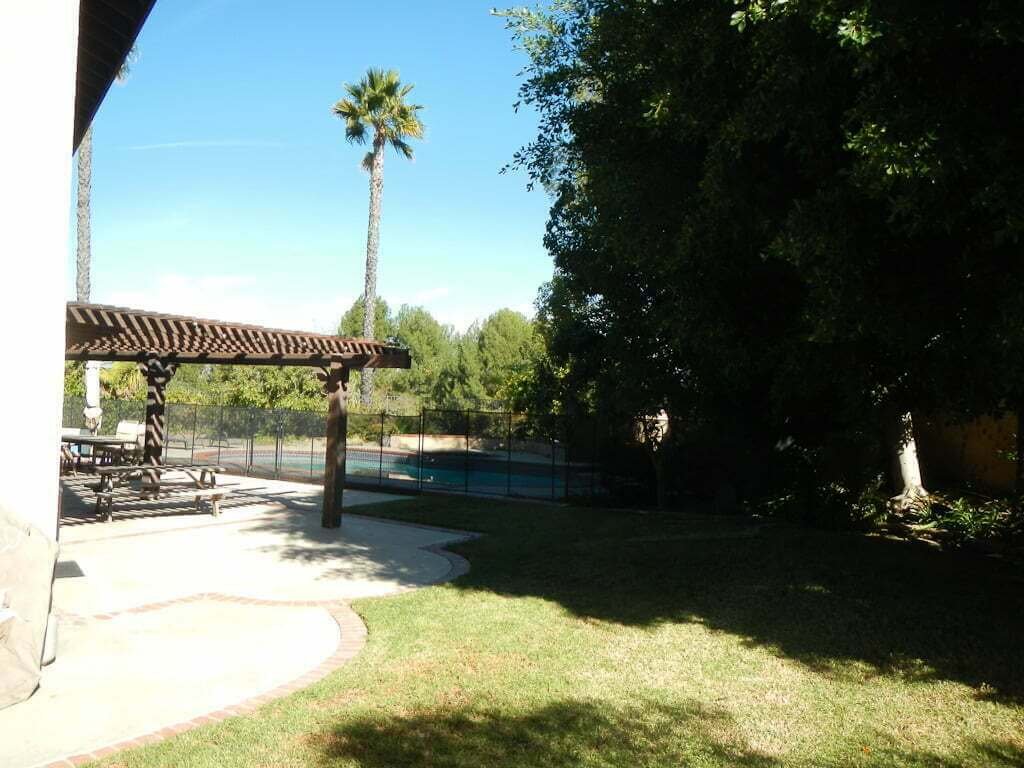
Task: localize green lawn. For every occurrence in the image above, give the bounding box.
[97,496,1023,767]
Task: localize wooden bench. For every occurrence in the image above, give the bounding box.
[90,464,229,521]
[94,485,234,521]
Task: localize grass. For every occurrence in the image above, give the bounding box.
[95,496,1024,767]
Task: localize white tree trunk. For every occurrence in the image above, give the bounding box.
[360,137,385,407]
[888,411,927,507]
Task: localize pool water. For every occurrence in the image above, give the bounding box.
[221,448,569,496]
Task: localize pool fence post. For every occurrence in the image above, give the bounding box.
[246,410,255,476]
[464,410,470,493]
[564,417,570,499]
[506,410,512,496]
[189,404,197,464]
[418,410,425,491]
[216,405,223,467]
[551,427,556,500]
[273,410,281,479]
[379,410,385,486]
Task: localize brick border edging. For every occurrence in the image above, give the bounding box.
[42,530,477,768]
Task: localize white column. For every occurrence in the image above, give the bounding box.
[84,360,103,433]
[0,0,80,539]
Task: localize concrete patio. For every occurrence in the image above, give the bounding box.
[0,474,474,768]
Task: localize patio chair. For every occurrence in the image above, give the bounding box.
[60,427,95,472]
[60,444,78,475]
[95,420,145,465]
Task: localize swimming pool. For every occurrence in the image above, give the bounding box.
[199,447,585,499]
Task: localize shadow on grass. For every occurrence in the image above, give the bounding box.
[309,699,778,768]
[307,698,1024,768]
[345,498,1024,703]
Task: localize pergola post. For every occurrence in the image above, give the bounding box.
[320,362,350,528]
[141,357,177,488]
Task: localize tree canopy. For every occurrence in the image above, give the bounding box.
[503,0,1024,512]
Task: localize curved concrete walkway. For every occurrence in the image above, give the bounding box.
[1,476,474,768]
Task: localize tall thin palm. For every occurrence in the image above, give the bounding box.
[76,46,138,430]
[333,68,424,406]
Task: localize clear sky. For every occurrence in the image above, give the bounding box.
[68,0,552,333]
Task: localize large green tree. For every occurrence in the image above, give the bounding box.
[391,305,456,402]
[477,309,543,402]
[504,1,1024,511]
[333,69,425,407]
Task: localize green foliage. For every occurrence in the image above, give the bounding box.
[912,493,1023,546]
[101,361,145,400]
[338,296,396,340]
[391,304,456,400]
[333,68,425,159]
[477,309,542,401]
[204,365,324,411]
[434,325,489,409]
[63,362,85,397]
[504,0,1024,514]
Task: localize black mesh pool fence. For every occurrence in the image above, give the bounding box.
[61,397,608,501]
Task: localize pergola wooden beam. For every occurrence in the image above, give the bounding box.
[66,302,410,368]
[64,302,411,527]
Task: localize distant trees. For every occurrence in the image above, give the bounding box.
[337,298,543,412]
[333,69,425,406]
[503,1,1024,512]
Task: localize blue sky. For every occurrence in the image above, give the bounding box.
[68,0,552,333]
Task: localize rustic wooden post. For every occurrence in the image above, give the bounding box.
[141,357,177,490]
[319,362,350,528]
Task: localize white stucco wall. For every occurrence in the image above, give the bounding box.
[0,1,80,540]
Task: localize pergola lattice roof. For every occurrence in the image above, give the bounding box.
[65,302,411,369]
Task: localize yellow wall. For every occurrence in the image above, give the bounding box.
[916,413,1018,494]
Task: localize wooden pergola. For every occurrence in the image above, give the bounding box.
[65,302,411,527]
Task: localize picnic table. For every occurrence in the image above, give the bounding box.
[91,464,231,521]
[61,433,139,451]
[61,432,142,468]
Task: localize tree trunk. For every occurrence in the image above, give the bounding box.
[76,126,91,303]
[360,137,385,407]
[76,126,102,433]
[886,410,927,508]
[1014,404,1024,514]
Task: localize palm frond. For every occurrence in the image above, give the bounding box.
[333,67,424,159]
[390,138,414,160]
[115,44,140,83]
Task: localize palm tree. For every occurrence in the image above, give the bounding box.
[76,46,138,432]
[333,68,424,406]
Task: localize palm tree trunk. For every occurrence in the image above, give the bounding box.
[76,126,102,433]
[76,126,91,303]
[360,137,385,407]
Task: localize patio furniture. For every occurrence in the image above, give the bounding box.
[91,463,231,522]
[60,445,78,476]
[93,420,145,465]
[60,432,139,468]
